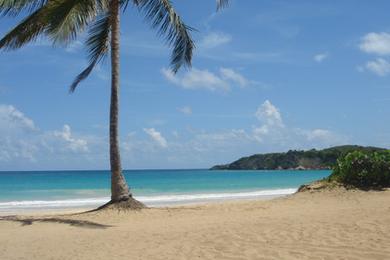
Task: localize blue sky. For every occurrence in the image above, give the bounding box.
[1,0,390,170]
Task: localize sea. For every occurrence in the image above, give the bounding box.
[0,169,331,213]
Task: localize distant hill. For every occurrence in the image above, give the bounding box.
[211,145,388,170]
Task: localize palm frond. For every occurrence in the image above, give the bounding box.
[133,0,194,73]
[0,4,49,50]
[216,0,229,11]
[0,0,47,16]
[45,0,101,45]
[69,13,110,92]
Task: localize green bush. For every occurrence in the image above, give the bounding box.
[329,151,390,188]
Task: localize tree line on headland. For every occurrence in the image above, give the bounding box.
[211,145,387,171]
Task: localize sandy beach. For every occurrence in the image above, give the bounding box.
[0,188,389,260]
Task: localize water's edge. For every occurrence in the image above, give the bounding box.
[0,188,297,213]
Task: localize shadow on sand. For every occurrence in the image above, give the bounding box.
[0,215,111,229]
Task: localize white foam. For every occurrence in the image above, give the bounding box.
[0,188,297,212]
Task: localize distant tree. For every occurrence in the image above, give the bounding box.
[0,0,229,209]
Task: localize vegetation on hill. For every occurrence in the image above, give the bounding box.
[328,151,390,189]
[211,145,387,170]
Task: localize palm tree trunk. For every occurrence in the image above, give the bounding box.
[109,0,130,202]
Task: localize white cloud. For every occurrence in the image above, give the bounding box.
[296,128,346,147]
[0,105,95,165]
[143,128,168,148]
[200,32,232,49]
[162,67,229,91]
[196,129,250,143]
[162,67,252,92]
[220,68,248,87]
[314,52,329,63]
[178,106,192,115]
[359,32,390,56]
[0,139,38,162]
[255,100,284,127]
[0,103,348,170]
[0,105,36,131]
[53,124,89,152]
[306,129,334,141]
[365,58,390,76]
[252,125,270,142]
[0,105,38,162]
[253,100,284,142]
[251,100,346,148]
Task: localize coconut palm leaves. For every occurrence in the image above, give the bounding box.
[131,0,194,73]
[0,0,47,16]
[216,0,229,10]
[1,0,229,89]
[0,0,188,90]
[70,12,110,92]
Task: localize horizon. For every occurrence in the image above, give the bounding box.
[0,144,385,172]
[1,1,390,171]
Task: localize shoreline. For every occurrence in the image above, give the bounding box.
[0,195,287,217]
[0,188,297,215]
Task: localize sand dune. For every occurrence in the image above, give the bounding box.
[1,188,389,260]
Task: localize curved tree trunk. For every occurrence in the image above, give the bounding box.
[109,0,131,202]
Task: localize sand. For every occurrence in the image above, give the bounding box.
[1,188,389,260]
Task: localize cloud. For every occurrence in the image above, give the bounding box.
[358,33,390,76]
[314,52,329,63]
[252,100,284,142]
[192,129,252,152]
[53,124,89,152]
[161,67,251,92]
[255,100,284,127]
[143,128,168,148]
[220,68,248,87]
[178,106,192,115]
[0,103,347,170]
[196,129,250,143]
[0,105,92,164]
[200,32,232,49]
[305,129,337,142]
[251,100,345,147]
[161,67,229,91]
[0,105,36,131]
[252,125,271,142]
[0,105,38,161]
[364,58,390,76]
[295,128,346,147]
[0,138,38,162]
[359,32,390,56]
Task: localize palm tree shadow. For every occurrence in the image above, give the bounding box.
[0,215,111,229]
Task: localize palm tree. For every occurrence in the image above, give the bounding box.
[0,0,228,208]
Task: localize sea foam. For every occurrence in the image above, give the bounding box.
[0,188,296,212]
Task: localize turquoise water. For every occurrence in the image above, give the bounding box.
[0,169,330,211]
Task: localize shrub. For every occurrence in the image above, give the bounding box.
[329,151,390,189]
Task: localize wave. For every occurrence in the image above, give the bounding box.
[0,188,297,211]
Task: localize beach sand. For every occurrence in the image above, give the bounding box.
[0,188,389,260]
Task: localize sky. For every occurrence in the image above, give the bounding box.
[1,0,390,170]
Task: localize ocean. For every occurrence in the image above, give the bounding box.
[0,169,330,213]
